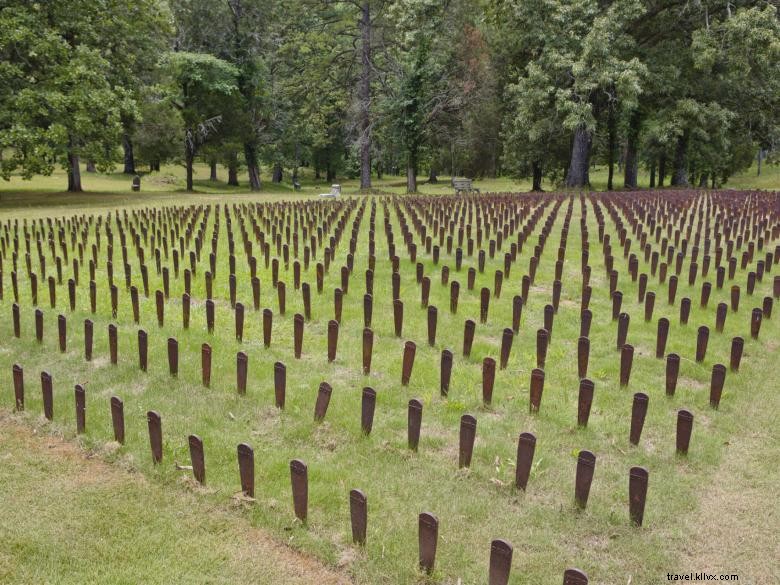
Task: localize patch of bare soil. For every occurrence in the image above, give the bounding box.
[0,411,352,585]
[676,413,779,584]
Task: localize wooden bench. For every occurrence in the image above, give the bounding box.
[452,178,479,195]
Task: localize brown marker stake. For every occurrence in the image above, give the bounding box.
[488,539,513,585]
[12,364,24,411]
[363,293,373,328]
[251,276,261,311]
[479,287,491,323]
[656,318,669,358]
[362,327,373,374]
[327,319,339,362]
[578,379,594,427]
[676,409,694,455]
[620,344,634,386]
[574,450,596,509]
[529,368,544,413]
[581,284,592,312]
[291,313,303,358]
[34,309,43,342]
[577,336,589,378]
[730,285,740,312]
[701,282,712,308]
[182,293,191,329]
[130,327,145,372]
[164,337,177,376]
[629,466,649,527]
[147,410,163,464]
[580,309,592,338]
[512,295,523,332]
[349,489,368,545]
[450,281,460,314]
[730,337,744,372]
[418,512,439,574]
[644,291,655,322]
[393,299,403,337]
[401,341,416,386]
[499,328,513,370]
[679,297,691,324]
[458,414,477,468]
[236,351,248,395]
[48,276,56,308]
[515,432,536,490]
[200,343,211,387]
[629,393,649,445]
[750,308,762,339]
[69,279,77,311]
[544,304,554,337]
[274,362,286,408]
[130,286,140,323]
[408,398,423,451]
[611,291,623,321]
[263,308,273,347]
[234,302,245,342]
[426,305,438,346]
[290,459,308,523]
[763,296,773,319]
[111,396,124,444]
[482,357,496,405]
[155,290,164,326]
[55,314,66,352]
[84,319,93,361]
[110,284,118,318]
[89,280,96,313]
[710,364,726,408]
[189,435,205,485]
[715,302,727,332]
[40,371,54,420]
[536,328,549,369]
[237,443,255,497]
[314,382,332,421]
[616,312,630,350]
[361,387,376,435]
[435,349,453,397]
[206,299,215,333]
[666,353,680,396]
[695,326,709,362]
[463,319,476,357]
[563,568,589,585]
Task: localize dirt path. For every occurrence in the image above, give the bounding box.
[676,389,780,585]
[0,411,352,585]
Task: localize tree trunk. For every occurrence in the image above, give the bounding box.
[122,133,136,175]
[406,153,418,193]
[376,162,383,180]
[272,163,283,183]
[326,164,335,183]
[658,154,666,187]
[228,162,239,186]
[151,160,160,172]
[67,147,83,193]
[698,173,709,188]
[649,162,656,188]
[531,160,544,192]
[757,148,762,176]
[185,133,195,192]
[623,111,640,189]
[671,133,689,187]
[607,107,616,191]
[565,125,592,188]
[358,1,372,190]
[209,161,218,181]
[86,160,96,173]
[428,168,438,184]
[711,175,716,189]
[244,142,261,191]
[315,166,321,180]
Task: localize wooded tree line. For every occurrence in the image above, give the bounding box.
[1,0,778,192]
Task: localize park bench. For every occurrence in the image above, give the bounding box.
[452,177,479,195]
[319,184,341,198]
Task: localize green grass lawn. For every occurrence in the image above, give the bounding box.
[0,183,777,584]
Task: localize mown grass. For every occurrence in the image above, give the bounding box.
[0,187,777,584]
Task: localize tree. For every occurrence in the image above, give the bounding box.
[0,1,152,191]
[161,52,239,191]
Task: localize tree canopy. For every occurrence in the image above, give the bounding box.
[1,0,778,192]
